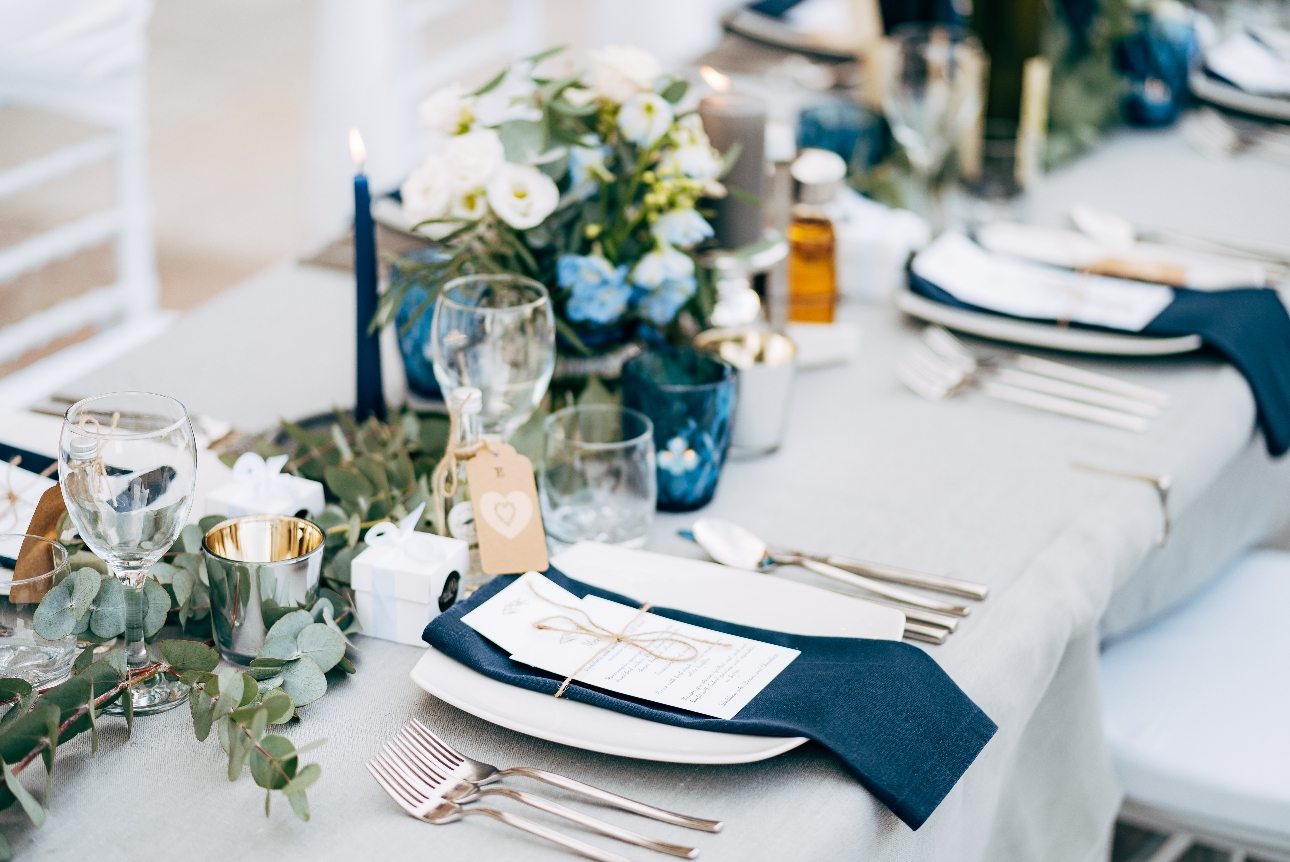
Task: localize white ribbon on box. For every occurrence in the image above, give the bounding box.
[204,452,325,519]
[352,504,469,645]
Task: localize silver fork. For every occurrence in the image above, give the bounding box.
[898,339,1151,432]
[403,719,724,833]
[368,753,631,862]
[383,736,699,859]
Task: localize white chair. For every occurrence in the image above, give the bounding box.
[0,0,169,407]
[1100,549,1290,862]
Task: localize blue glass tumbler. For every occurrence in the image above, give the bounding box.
[392,248,450,400]
[622,349,737,512]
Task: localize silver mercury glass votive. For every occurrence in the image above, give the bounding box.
[694,327,798,459]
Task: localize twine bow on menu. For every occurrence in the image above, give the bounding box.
[0,456,55,533]
[526,582,731,700]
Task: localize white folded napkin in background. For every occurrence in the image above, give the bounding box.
[977,221,1268,289]
[912,232,1175,332]
[1206,31,1290,97]
[829,188,930,304]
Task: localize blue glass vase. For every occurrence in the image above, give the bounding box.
[622,349,737,512]
[391,250,450,401]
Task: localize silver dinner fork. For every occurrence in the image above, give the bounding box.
[367,752,631,862]
[381,737,699,859]
[402,719,724,833]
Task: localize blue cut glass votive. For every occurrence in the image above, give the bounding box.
[621,349,737,512]
[798,101,887,174]
[392,249,451,400]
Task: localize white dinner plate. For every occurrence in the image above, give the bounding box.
[409,542,906,764]
[1190,68,1290,123]
[894,288,1203,356]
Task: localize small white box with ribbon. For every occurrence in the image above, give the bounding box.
[351,505,469,645]
[204,453,325,519]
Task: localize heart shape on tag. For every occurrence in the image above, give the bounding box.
[478,491,532,540]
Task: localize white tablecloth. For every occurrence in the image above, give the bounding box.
[4,128,1290,861]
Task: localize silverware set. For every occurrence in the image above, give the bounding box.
[897,325,1170,432]
[369,720,721,861]
[686,518,989,646]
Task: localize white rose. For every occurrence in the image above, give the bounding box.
[400,155,451,224]
[418,83,474,134]
[444,129,505,191]
[486,163,559,229]
[473,72,543,126]
[617,93,673,147]
[450,187,489,221]
[588,45,660,103]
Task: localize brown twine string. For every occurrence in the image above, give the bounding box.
[73,411,119,503]
[526,582,731,699]
[429,397,496,536]
[0,456,56,530]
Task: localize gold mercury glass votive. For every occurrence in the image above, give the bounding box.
[203,515,324,665]
[694,328,798,459]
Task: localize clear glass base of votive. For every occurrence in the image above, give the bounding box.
[103,673,189,716]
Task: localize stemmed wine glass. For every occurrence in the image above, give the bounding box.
[430,274,556,440]
[59,392,196,714]
[881,24,985,234]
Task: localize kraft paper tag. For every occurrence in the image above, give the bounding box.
[12,486,68,604]
[465,443,548,576]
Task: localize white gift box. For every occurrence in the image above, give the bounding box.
[204,453,324,519]
[351,507,469,645]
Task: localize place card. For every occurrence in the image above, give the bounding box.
[464,443,548,576]
[462,573,800,720]
[0,459,57,561]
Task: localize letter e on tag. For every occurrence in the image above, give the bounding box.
[465,443,548,575]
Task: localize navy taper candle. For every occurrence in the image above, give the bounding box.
[350,128,385,422]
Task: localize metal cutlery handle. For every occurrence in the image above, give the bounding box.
[1012,355,1169,405]
[982,382,1148,432]
[903,622,949,645]
[993,368,1160,417]
[500,768,724,833]
[795,559,971,616]
[474,787,699,859]
[819,555,989,600]
[463,807,632,862]
[872,602,960,631]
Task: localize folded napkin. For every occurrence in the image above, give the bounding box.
[908,267,1290,456]
[424,568,997,830]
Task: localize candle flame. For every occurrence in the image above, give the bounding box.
[349,128,366,168]
[700,66,731,92]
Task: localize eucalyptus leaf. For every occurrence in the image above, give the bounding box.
[295,624,345,673]
[198,514,229,534]
[173,565,195,609]
[149,562,177,584]
[32,581,76,641]
[227,723,253,781]
[499,119,546,164]
[2,759,43,827]
[181,524,205,554]
[192,691,216,742]
[265,610,314,643]
[70,568,100,619]
[659,78,688,103]
[261,690,294,725]
[247,707,268,743]
[215,668,244,719]
[324,465,373,502]
[159,639,220,673]
[287,789,311,822]
[250,734,297,790]
[89,577,125,639]
[279,657,327,706]
[0,704,60,766]
[239,674,260,707]
[258,637,300,662]
[142,577,171,639]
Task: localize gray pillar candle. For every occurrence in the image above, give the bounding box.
[700,92,767,251]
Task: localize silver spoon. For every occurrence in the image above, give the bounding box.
[690,518,971,618]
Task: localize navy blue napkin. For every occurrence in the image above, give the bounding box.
[423,568,997,830]
[908,273,1290,456]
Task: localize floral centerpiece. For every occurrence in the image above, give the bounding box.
[377,45,729,366]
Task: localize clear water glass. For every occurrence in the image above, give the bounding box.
[540,406,656,551]
[59,392,196,714]
[881,24,984,232]
[430,274,556,440]
[0,534,76,686]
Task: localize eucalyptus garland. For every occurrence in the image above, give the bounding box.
[0,409,451,857]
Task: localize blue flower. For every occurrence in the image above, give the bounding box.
[638,275,697,325]
[631,245,694,288]
[652,208,713,249]
[559,254,632,325]
[568,145,610,200]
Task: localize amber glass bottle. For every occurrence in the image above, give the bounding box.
[787,206,836,323]
[787,148,845,323]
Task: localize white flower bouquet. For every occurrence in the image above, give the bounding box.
[380,45,731,355]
